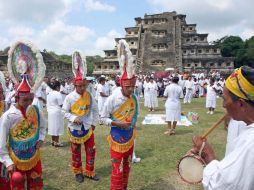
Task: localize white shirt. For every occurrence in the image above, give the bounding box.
[101,87,138,126]
[203,123,254,190]
[62,90,99,130]
[47,90,63,111]
[0,105,46,168]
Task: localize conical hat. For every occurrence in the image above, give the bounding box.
[117,39,136,86]
[7,40,46,93]
[72,50,87,82]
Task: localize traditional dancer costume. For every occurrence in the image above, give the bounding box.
[101,40,139,190]
[0,41,46,190]
[62,51,99,182]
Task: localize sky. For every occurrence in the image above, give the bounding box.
[0,0,253,56]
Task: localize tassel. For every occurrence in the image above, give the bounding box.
[9,149,40,171]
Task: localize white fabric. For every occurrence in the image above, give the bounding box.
[184,80,194,103]
[62,90,99,130]
[97,83,108,115]
[145,82,158,108]
[164,83,183,122]
[225,119,247,156]
[206,85,217,108]
[60,84,68,101]
[101,87,138,126]
[0,105,46,168]
[32,86,44,110]
[199,79,205,96]
[202,123,254,190]
[143,81,149,107]
[47,90,64,136]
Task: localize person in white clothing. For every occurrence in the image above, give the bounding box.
[198,77,205,97]
[206,78,219,114]
[47,81,64,147]
[192,66,254,190]
[224,115,247,156]
[146,78,158,111]
[184,76,194,103]
[32,85,46,110]
[163,76,183,135]
[97,77,109,117]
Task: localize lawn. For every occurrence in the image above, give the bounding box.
[41,97,227,190]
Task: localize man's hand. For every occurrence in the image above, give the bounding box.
[73,117,81,125]
[191,135,216,164]
[121,122,132,129]
[7,164,15,174]
[36,140,44,149]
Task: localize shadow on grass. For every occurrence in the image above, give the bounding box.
[139,179,176,190]
[43,185,62,190]
[96,164,111,178]
[175,129,193,135]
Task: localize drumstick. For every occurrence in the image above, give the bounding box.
[201,114,226,139]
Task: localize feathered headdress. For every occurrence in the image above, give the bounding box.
[0,71,6,92]
[7,40,46,94]
[117,39,136,86]
[72,50,87,83]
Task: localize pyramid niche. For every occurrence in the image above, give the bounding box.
[93,11,234,75]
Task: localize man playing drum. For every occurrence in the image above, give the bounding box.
[192,66,254,189]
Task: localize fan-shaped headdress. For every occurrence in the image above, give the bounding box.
[72,50,87,83]
[117,39,136,86]
[7,40,46,95]
[0,71,6,92]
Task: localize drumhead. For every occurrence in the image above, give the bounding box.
[178,155,205,184]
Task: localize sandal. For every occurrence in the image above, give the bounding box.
[52,141,64,147]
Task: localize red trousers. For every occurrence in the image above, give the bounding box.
[110,146,133,190]
[70,133,96,177]
[10,160,43,190]
[0,162,10,190]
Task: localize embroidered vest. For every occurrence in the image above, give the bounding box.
[108,94,139,153]
[68,91,93,144]
[8,105,40,171]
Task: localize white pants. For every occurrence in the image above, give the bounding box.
[184,89,193,103]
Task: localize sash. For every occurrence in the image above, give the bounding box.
[108,94,139,153]
[8,105,40,171]
[69,91,93,144]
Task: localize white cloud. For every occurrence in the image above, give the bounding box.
[147,0,254,41]
[8,26,35,38]
[36,21,96,54]
[0,0,71,24]
[84,0,116,12]
[95,30,121,53]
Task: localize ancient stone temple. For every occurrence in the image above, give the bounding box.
[93,11,234,75]
[0,49,72,79]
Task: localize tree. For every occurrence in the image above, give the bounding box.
[214,35,254,68]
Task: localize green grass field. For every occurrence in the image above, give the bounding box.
[41,97,227,190]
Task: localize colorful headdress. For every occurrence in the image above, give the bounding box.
[72,51,87,83]
[117,39,136,86]
[225,66,254,101]
[0,71,6,92]
[7,40,46,94]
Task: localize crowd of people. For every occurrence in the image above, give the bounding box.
[1,39,254,190]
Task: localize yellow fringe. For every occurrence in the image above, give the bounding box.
[84,170,95,177]
[9,148,40,171]
[107,129,137,153]
[68,128,93,144]
[72,166,83,174]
